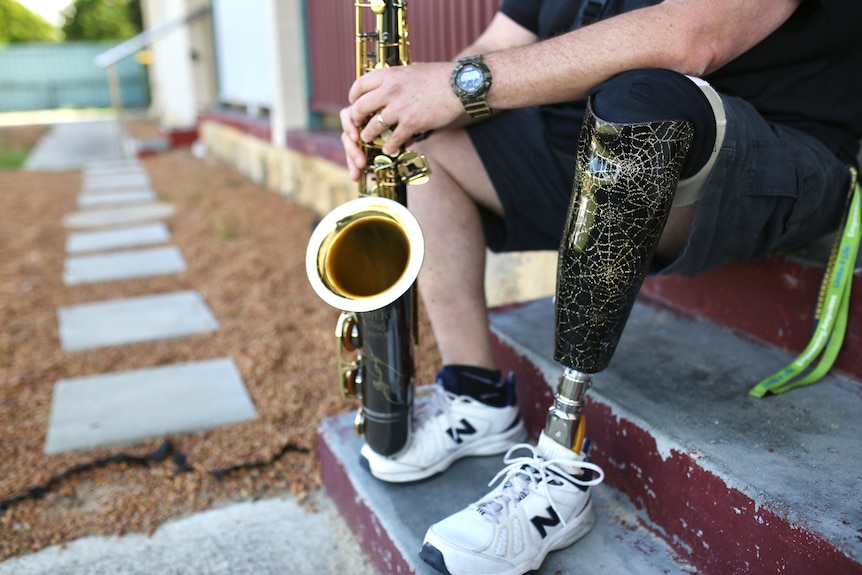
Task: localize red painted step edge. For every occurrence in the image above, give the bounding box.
[317,425,415,575]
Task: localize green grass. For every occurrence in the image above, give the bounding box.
[0,145,30,169]
[209,215,239,242]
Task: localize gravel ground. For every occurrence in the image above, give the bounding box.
[0,122,440,561]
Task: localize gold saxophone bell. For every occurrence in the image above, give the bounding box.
[306,196,425,314]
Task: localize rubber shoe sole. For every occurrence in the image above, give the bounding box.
[361,417,528,483]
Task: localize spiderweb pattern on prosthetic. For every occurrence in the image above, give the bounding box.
[554,104,695,373]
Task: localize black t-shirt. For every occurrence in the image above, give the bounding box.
[499,0,862,164]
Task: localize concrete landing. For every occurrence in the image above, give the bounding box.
[24,121,127,171]
[65,223,171,254]
[57,290,218,352]
[63,246,186,285]
[62,203,176,229]
[45,358,256,454]
[0,490,375,575]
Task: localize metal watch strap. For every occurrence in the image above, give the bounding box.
[463,99,492,119]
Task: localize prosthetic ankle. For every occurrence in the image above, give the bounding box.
[546,368,591,452]
[547,99,695,451]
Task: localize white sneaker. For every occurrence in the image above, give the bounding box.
[360,382,527,483]
[420,432,605,575]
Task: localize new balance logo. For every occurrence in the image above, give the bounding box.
[445,419,476,444]
[531,506,561,538]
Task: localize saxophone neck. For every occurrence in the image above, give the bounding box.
[357,0,410,77]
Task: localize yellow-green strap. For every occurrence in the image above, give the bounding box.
[750,169,860,397]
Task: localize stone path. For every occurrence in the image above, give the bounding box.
[3,117,373,575]
[47,159,258,454]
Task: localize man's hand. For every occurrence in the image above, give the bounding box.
[339,107,365,181]
[339,61,463,179]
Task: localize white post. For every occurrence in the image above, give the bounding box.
[267,0,311,147]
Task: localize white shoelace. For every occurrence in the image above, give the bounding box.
[412,383,471,441]
[476,443,605,524]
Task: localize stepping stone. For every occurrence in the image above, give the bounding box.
[64,246,186,285]
[77,189,156,208]
[85,164,146,176]
[62,203,176,229]
[82,169,148,182]
[66,223,171,254]
[44,358,256,454]
[84,159,141,172]
[79,185,154,198]
[57,290,218,351]
[83,173,151,191]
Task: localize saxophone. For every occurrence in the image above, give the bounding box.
[306,0,430,456]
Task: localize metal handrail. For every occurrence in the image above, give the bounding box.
[94,3,211,68]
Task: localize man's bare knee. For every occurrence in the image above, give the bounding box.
[412,128,501,213]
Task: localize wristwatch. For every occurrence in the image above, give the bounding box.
[451,55,493,119]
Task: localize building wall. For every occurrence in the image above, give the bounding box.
[140,0,216,129]
[267,0,310,144]
[212,0,274,114]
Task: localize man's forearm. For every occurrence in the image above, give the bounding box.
[482,0,801,111]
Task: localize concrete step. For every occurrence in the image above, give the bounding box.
[317,297,862,575]
[318,413,697,575]
[641,250,862,382]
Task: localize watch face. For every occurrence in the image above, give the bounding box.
[456,64,485,94]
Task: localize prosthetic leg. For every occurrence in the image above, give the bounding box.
[546,100,696,451]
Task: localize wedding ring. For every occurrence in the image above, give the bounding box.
[377,113,389,128]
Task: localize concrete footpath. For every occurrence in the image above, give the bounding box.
[1,116,376,575]
[0,490,375,575]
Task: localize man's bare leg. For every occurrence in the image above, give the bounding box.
[409,127,502,371]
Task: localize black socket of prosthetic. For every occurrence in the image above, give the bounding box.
[553,100,695,373]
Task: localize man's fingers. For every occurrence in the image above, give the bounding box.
[340,131,365,180]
